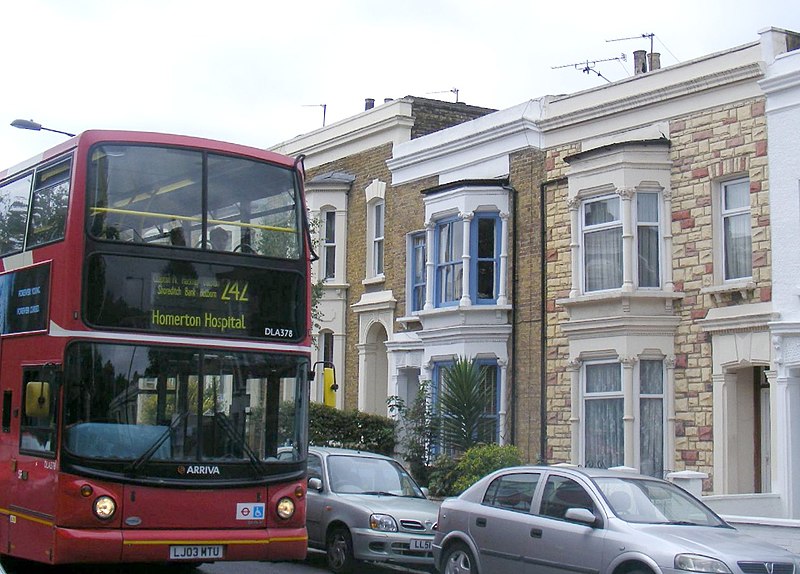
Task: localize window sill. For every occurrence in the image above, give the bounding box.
[700,281,755,303]
[557,289,684,307]
[362,274,385,287]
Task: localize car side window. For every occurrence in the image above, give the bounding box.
[539,475,595,520]
[308,454,323,481]
[482,472,540,512]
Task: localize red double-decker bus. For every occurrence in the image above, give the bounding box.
[0,130,314,567]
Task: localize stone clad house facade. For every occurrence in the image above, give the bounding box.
[391,27,799,545]
[273,28,800,547]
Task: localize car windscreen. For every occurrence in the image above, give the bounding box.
[326,455,425,498]
[594,477,728,526]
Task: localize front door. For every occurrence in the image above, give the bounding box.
[9,364,60,563]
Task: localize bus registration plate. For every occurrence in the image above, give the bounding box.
[169,545,224,560]
[411,538,431,551]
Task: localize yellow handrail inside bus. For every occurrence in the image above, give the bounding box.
[90,207,296,234]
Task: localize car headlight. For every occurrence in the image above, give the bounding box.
[93,495,116,520]
[675,554,732,573]
[276,497,295,520]
[370,513,398,532]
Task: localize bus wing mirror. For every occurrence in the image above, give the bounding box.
[323,367,337,407]
[25,381,51,418]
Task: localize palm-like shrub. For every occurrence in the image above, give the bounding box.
[439,357,494,455]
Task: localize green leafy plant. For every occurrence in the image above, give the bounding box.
[439,357,494,455]
[303,402,396,455]
[388,380,439,484]
[452,444,523,493]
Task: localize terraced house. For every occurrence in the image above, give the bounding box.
[272,27,800,548]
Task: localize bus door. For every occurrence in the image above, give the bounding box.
[10,365,59,562]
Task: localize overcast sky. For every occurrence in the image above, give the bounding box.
[1,0,799,168]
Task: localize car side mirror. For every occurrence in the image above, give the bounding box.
[308,477,323,492]
[421,487,430,497]
[564,507,598,526]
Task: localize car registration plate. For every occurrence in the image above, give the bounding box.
[169,545,224,560]
[411,538,432,551]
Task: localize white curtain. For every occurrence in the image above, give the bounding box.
[724,212,751,280]
[640,359,664,477]
[637,193,660,288]
[584,363,623,468]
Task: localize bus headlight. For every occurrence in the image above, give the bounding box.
[276,497,295,520]
[93,495,117,520]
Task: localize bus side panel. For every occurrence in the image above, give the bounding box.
[8,452,59,564]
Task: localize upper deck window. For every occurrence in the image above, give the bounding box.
[0,157,72,257]
[87,144,302,259]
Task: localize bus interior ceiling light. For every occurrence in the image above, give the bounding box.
[11,118,75,137]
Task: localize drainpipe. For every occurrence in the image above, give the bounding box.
[505,184,518,447]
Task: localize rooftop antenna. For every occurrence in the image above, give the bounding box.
[302,104,327,127]
[606,33,657,72]
[426,88,460,102]
[551,54,626,83]
[606,33,655,59]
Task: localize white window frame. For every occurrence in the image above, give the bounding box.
[581,195,623,292]
[582,360,624,469]
[719,177,752,282]
[406,230,426,315]
[364,179,386,283]
[635,191,661,289]
[322,209,336,281]
[637,358,666,478]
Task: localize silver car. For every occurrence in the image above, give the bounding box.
[306,447,439,573]
[433,465,799,574]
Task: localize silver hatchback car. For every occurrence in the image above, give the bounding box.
[306,447,439,573]
[433,465,799,574]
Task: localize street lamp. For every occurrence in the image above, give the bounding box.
[11,119,75,137]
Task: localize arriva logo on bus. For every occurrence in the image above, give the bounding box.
[177,465,221,475]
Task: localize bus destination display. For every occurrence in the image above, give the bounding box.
[86,254,304,341]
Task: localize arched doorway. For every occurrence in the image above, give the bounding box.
[360,323,388,415]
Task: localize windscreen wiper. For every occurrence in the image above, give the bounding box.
[213,411,267,475]
[128,411,188,475]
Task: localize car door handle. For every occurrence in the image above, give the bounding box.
[530,528,543,538]
[475,517,487,527]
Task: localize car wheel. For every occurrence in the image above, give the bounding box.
[442,542,476,574]
[326,526,356,573]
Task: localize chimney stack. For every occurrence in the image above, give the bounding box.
[648,52,661,71]
[633,50,647,74]
[365,98,375,110]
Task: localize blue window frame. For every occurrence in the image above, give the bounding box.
[410,232,426,312]
[472,214,501,303]
[435,218,462,306]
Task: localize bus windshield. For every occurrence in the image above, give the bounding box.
[62,342,307,475]
[87,144,302,259]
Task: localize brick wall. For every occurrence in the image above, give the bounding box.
[668,97,769,488]
[508,148,548,461]
[408,97,496,139]
[543,144,580,464]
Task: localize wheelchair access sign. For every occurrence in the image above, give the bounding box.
[236,503,265,520]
